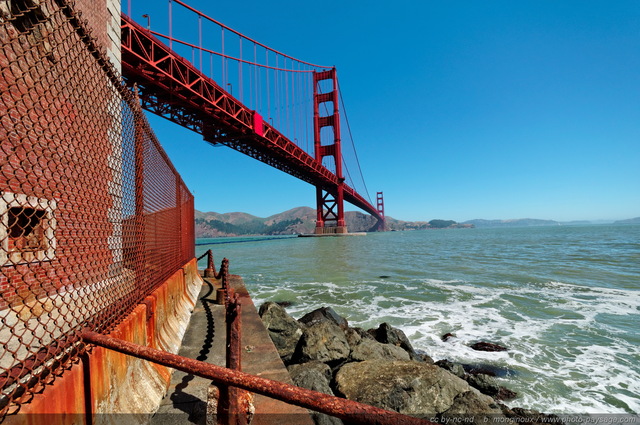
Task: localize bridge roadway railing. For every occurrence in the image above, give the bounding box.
[120,14,381,220]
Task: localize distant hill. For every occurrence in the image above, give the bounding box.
[615,217,640,225]
[195,207,315,237]
[462,218,559,228]
[194,209,640,236]
[194,207,470,237]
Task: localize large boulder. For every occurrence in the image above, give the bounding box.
[288,361,333,393]
[288,362,343,425]
[343,327,374,348]
[258,302,303,363]
[467,373,501,397]
[291,321,350,364]
[436,359,466,379]
[368,323,422,361]
[334,360,502,418]
[501,406,561,424]
[349,338,410,362]
[299,307,349,329]
[439,390,504,424]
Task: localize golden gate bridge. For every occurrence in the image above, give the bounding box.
[121,0,385,233]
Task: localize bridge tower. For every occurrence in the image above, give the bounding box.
[376,191,385,231]
[313,68,347,234]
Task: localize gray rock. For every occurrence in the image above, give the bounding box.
[343,327,374,349]
[343,327,362,348]
[467,373,501,397]
[259,302,303,363]
[502,406,560,424]
[436,359,467,379]
[353,327,375,339]
[442,332,456,341]
[419,353,435,364]
[439,390,504,424]
[334,360,500,417]
[470,341,508,352]
[288,361,333,392]
[495,387,518,401]
[349,338,410,362]
[287,362,343,425]
[369,322,421,361]
[299,307,349,329]
[292,321,350,364]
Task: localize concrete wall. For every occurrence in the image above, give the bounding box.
[11,258,202,423]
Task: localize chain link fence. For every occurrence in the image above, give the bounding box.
[0,0,195,416]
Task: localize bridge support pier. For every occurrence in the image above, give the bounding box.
[376,191,386,232]
[315,187,347,234]
[313,69,348,234]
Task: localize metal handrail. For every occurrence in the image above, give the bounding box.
[81,330,433,425]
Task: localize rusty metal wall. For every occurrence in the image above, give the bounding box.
[0,0,194,417]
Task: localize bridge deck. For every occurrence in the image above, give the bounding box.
[120,13,381,221]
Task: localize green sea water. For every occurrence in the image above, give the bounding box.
[196,224,640,414]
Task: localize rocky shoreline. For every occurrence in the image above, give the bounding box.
[259,302,560,425]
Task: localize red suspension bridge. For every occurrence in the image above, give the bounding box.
[121,0,385,233]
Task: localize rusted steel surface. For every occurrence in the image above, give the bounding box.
[81,331,436,425]
[226,292,242,372]
[204,249,216,278]
[217,257,230,283]
[223,292,250,425]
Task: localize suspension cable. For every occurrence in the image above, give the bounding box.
[338,81,372,204]
[172,0,332,70]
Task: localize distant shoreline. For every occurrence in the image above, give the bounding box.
[195,206,639,238]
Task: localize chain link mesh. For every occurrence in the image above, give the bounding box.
[0,0,195,416]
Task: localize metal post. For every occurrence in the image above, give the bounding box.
[221,292,249,425]
[80,331,433,425]
[204,249,215,278]
[132,86,146,300]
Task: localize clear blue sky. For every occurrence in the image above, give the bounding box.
[128,0,639,222]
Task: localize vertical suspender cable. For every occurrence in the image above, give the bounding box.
[168,0,172,50]
[338,82,372,203]
[266,51,270,122]
[198,15,202,71]
[285,59,290,139]
[254,43,259,115]
[221,28,226,87]
[239,38,243,104]
[292,61,296,143]
[275,55,280,129]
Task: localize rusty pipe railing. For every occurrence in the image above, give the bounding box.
[80,331,434,425]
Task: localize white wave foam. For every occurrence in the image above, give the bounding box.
[247,276,640,413]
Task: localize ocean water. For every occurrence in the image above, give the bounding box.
[195,224,640,414]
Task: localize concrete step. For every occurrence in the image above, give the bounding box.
[151,274,313,425]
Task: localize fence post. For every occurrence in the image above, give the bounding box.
[219,291,252,425]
